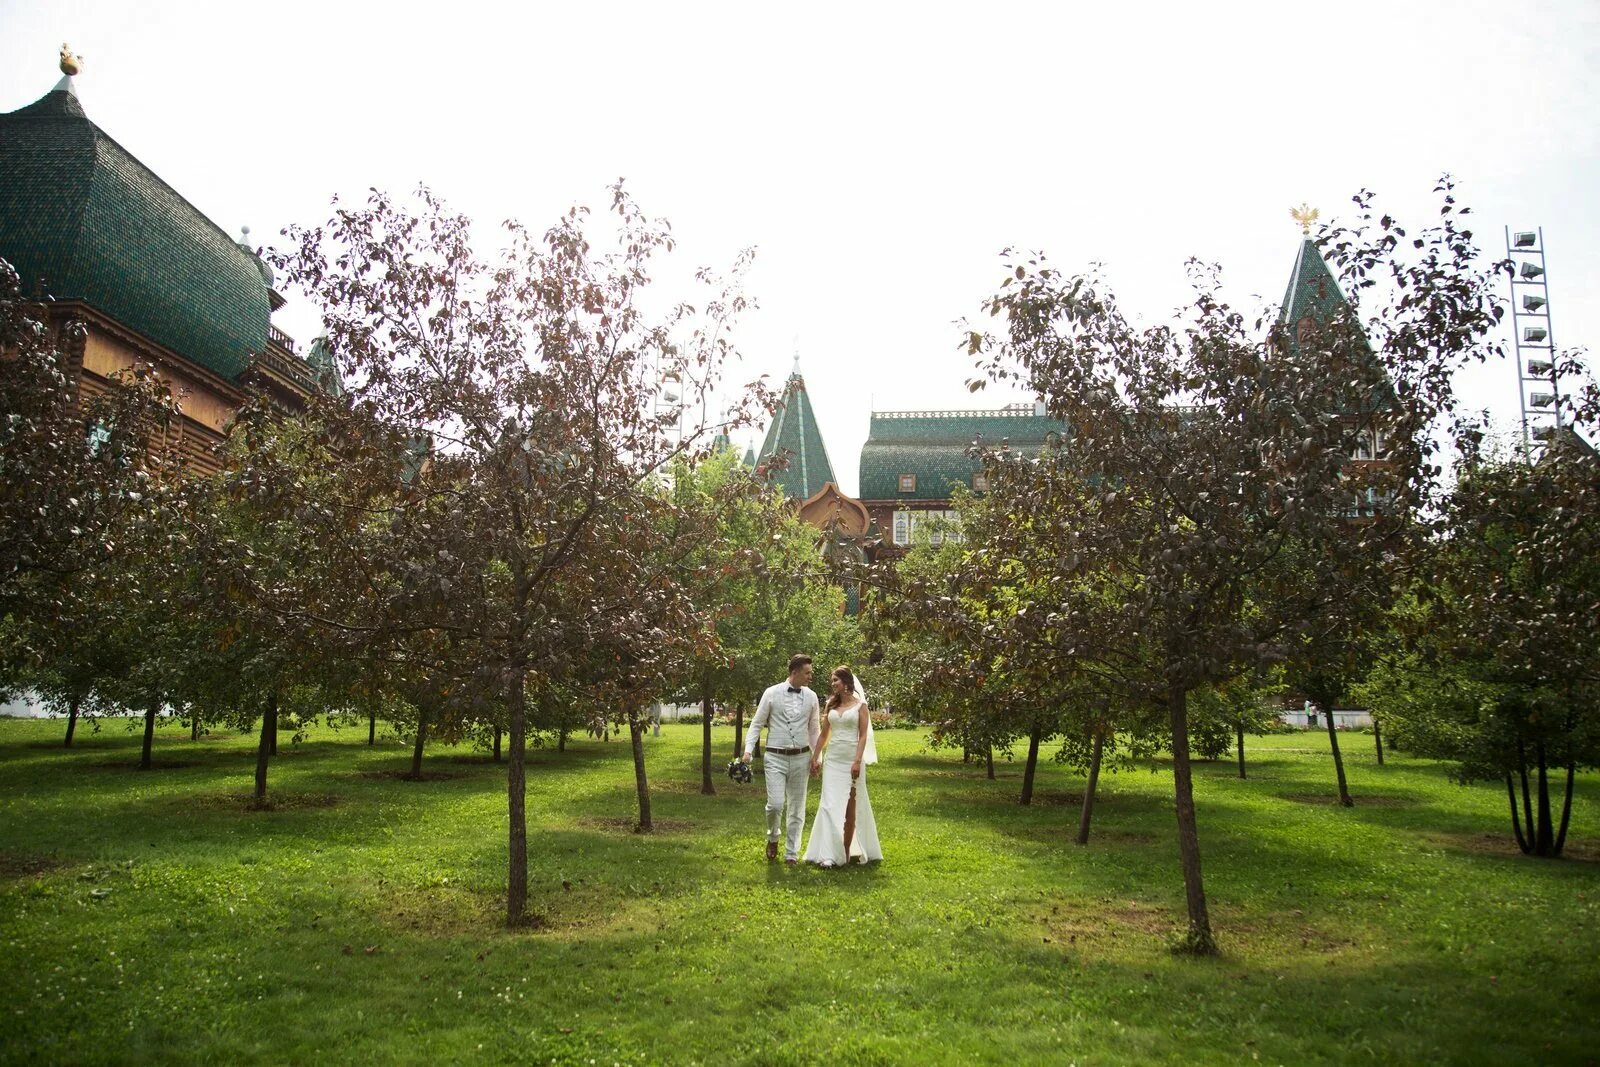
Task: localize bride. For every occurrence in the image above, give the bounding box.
[803,666,882,866]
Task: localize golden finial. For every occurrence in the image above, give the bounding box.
[1290,203,1319,236]
[59,43,83,77]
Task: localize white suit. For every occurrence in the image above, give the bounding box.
[745,681,821,861]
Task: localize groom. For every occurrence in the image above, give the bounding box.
[741,654,821,864]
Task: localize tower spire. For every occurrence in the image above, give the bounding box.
[756,341,836,501]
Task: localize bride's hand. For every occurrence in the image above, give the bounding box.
[850,760,861,779]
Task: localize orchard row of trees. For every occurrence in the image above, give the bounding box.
[4,182,1595,952]
[0,188,859,928]
[858,184,1600,954]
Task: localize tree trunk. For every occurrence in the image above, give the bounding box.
[139,699,157,770]
[1555,761,1575,856]
[1322,702,1353,807]
[1076,730,1104,846]
[1534,741,1554,856]
[1020,720,1042,805]
[493,723,503,762]
[409,705,429,779]
[1235,719,1246,779]
[701,689,716,795]
[985,745,995,780]
[733,706,744,758]
[506,668,529,927]
[629,708,653,833]
[1516,736,1535,843]
[1372,715,1385,766]
[1166,685,1215,954]
[368,708,376,746]
[267,704,278,756]
[190,706,201,741]
[557,726,567,753]
[253,691,276,808]
[1506,775,1531,854]
[64,694,81,747]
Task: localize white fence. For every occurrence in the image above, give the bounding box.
[1279,707,1374,730]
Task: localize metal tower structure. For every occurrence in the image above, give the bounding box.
[652,361,685,491]
[1506,227,1563,455]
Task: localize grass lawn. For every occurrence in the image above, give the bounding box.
[0,717,1596,1066]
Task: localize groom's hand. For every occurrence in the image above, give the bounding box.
[809,760,820,777]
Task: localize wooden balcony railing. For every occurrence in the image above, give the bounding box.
[267,324,297,355]
[250,344,317,393]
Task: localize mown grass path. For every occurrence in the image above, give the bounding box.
[1,719,1596,1065]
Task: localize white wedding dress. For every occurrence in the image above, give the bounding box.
[803,700,882,866]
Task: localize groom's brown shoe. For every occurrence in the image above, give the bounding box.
[766,841,778,861]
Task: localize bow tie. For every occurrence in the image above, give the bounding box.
[787,686,801,694]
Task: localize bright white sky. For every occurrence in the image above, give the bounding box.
[3,1,1597,494]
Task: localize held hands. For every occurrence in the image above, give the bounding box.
[809,759,820,777]
[850,761,861,779]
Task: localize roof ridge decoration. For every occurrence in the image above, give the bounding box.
[873,406,1042,420]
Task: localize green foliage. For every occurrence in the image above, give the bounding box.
[1186,675,1285,761]
[1355,419,1600,854]
[667,448,861,707]
[0,257,186,729]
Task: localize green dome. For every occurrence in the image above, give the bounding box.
[0,81,270,380]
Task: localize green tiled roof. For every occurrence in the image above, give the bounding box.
[0,81,270,380]
[859,409,1066,501]
[1279,237,1353,329]
[1279,237,1394,412]
[305,335,344,398]
[756,369,836,500]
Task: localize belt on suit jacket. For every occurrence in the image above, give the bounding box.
[766,746,811,756]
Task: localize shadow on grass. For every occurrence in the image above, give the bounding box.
[0,850,72,879]
[181,790,344,812]
[1419,830,1600,866]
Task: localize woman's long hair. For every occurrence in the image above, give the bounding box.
[827,666,857,711]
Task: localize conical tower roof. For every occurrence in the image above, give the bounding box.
[1278,232,1394,413]
[756,360,836,500]
[305,335,344,398]
[1279,236,1355,330]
